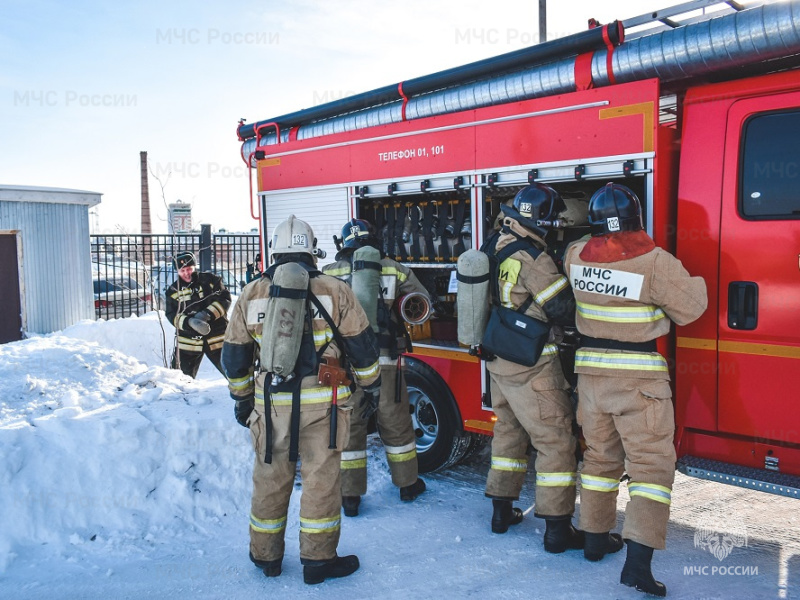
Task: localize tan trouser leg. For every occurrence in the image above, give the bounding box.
[486,356,578,516]
[249,405,292,562]
[485,377,529,500]
[377,364,418,488]
[341,390,368,497]
[578,374,676,549]
[577,374,625,534]
[298,406,352,562]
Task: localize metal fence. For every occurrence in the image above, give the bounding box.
[90,225,260,320]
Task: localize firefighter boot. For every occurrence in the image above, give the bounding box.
[584,532,624,562]
[342,496,361,517]
[543,517,585,554]
[249,552,282,577]
[303,555,360,585]
[620,540,667,597]
[491,499,524,534]
[400,478,427,502]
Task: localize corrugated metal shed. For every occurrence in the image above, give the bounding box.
[0,185,102,335]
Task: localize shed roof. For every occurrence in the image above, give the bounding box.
[0,185,102,207]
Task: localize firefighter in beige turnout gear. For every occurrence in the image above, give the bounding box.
[481,184,583,554]
[323,218,427,517]
[221,216,381,585]
[564,183,707,597]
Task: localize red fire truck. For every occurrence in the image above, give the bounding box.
[237,0,800,497]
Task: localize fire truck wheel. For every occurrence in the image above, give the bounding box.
[405,357,470,473]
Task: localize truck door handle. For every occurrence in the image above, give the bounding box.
[728,281,758,330]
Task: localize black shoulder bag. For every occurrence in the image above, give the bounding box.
[481,240,551,367]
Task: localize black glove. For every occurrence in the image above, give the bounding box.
[187,311,212,336]
[234,397,254,428]
[359,378,382,420]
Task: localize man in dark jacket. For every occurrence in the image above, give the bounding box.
[165,251,231,378]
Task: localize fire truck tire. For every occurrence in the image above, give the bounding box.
[404,357,470,473]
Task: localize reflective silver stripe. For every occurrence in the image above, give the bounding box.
[491,456,528,472]
[535,276,569,305]
[300,515,341,534]
[254,386,352,406]
[352,361,380,378]
[229,375,254,391]
[628,482,672,505]
[385,442,417,455]
[577,301,666,323]
[536,472,577,487]
[575,350,668,372]
[250,513,286,533]
[541,343,558,356]
[581,474,620,492]
[341,450,367,461]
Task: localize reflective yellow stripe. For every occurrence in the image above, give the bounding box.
[352,360,380,379]
[300,515,341,534]
[385,442,417,463]
[541,343,558,356]
[250,513,286,533]
[229,375,254,391]
[628,482,672,505]
[535,276,569,305]
[381,266,407,282]
[324,267,352,277]
[491,456,528,472]
[313,328,334,348]
[177,314,188,329]
[577,301,666,323]
[341,450,367,469]
[575,350,668,372]
[209,302,226,318]
[536,472,577,487]
[498,257,522,308]
[254,386,352,406]
[581,474,620,492]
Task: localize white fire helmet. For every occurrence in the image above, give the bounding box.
[270,215,318,258]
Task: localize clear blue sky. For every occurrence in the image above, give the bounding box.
[0,0,734,233]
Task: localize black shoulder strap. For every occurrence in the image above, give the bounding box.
[307,289,349,367]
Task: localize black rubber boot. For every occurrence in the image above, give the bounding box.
[620,540,667,597]
[543,517,585,554]
[400,478,426,502]
[249,551,282,577]
[303,555,360,585]
[491,499,524,534]
[342,495,361,517]
[584,531,624,562]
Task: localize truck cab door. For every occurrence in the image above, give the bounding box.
[718,93,800,448]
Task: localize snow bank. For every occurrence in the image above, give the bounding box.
[0,313,251,573]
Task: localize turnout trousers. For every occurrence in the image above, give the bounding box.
[485,351,578,518]
[248,400,352,563]
[341,361,418,495]
[576,374,676,550]
[171,332,225,378]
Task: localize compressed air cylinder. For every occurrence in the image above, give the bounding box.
[260,262,309,379]
[351,245,382,333]
[456,249,490,347]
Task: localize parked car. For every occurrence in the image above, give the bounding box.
[93,276,151,320]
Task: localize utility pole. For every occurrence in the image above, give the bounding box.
[539,0,547,43]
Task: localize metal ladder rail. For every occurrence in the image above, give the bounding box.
[621,0,754,38]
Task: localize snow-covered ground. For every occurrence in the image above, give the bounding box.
[1,312,798,599]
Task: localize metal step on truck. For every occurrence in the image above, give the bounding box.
[236,0,800,498]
